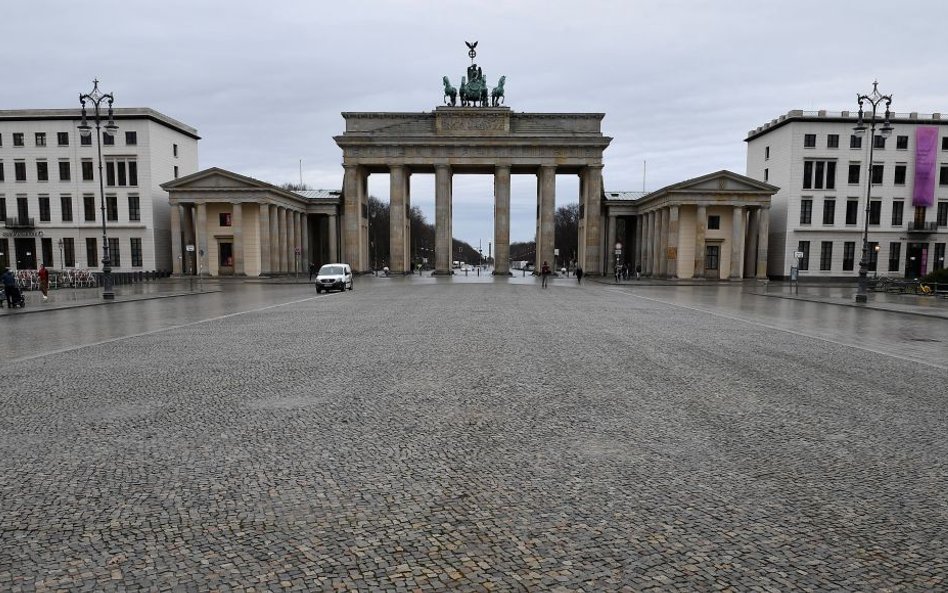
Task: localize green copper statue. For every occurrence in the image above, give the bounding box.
[442,41,505,108]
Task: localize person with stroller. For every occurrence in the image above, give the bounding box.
[2,267,23,308]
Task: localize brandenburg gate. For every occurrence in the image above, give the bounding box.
[334,107,611,275]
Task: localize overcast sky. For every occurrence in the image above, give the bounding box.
[4,0,947,246]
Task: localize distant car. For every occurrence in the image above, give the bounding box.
[315,263,353,293]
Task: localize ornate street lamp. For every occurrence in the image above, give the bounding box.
[852,81,893,303]
[78,79,119,300]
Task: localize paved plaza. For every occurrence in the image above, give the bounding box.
[1,277,946,592]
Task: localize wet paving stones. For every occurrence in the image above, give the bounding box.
[1,281,946,591]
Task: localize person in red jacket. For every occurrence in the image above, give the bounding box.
[541,261,551,288]
[38,264,50,301]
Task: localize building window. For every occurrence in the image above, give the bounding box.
[103,132,115,146]
[848,163,860,184]
[846,199,859,225]
[173,165,179,179]
[850,135,862,149]
[86,237,97,267]
[705,245,720,270]
[15,161,26,182]
[57,132,69,146]
[83,194,96,221]
[896,135,908,150]
[105,158,138,187]
[13,133,24,147]
[943,137,948,151]
[888,242,901,272]
[81,161,94,181]
[125,131,137,146]
[873,135,886,149]
[871,164,884,184]
[803,134,816,148]
[128,195,140,221]
[60,195,73,222]
[891,200,904,226]
[935,243,946,271]
[764,168,769,181]
[106,195,118,221]
[173,143,179,157]
[765,146,770,160]
[0,197,5,221]
[800,198,812,224]
[803,160,836,190]
[894,164,906,185]
[16,196,28,220]
[822,198,835,225]
[63,237,75,267]
[36,161,49,182]
[707,215,720,230]
[0,161,4,182]
[869,200,881,225]
[843,241,855,271]
[219,212,232,227]
[0,133,3,147]
[58,161,71,182]
[820,241,833,271]
[130,238,143,267]
[939,166,948,186]
[107,237,120,267]
[41,237,53,267]
[935,201,948,226]
[35,132,47,147]
[797,241,810,270]
[80,134,92,146]
[868,242,879,272]
[827,134,839,149]
[39,196,50,222]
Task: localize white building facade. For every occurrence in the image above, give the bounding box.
[0,108,199,272]
[746,110,948,279]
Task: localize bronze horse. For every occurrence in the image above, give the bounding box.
[442,76,457,106]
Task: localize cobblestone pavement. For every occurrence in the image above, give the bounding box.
[1,279,946,591]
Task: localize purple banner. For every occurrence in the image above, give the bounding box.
[913,127,938,207]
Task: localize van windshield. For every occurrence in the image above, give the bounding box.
[319,266,345,275]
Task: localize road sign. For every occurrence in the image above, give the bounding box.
[794,251,804,259]
[553,248,559,256]
[295,247,301,255]
[186,244,195,252]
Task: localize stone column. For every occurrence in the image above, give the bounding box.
[328,214,338,262]
[730,206,744,280]
[300,213,309,272]
[538,165,556,272]
[581,165,603,274]
[342,165,364,272]
[170,203,182,275]
[744,208,758,278]
[651,211,660,276]
[606,214,617,276]
[196,202,208,276]
[695,205,707,279]
[634,215,643,271]
[667,205,679,278]
[259,203,271,276]
[493,165,511,275]
[658,208,669,278]
[756,206,770,279]
[181,204,195,274]
[232,202,244,276]
[641,212,650,276]
[269,205,279,274]
[291,210,300,275]
[390,165,407,273]
[277,207,287,274]
[435,164,453,274]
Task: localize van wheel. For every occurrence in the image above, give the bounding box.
[348,282,353,291]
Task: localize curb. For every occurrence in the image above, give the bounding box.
[747,290,948,320]
[0,289,222,318]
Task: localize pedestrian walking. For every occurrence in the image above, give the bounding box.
[576,266,584,284]
[308,263,316,281]
[38,263,50,301]
[541,261,551,288]
[2,267,22,308]
[635,264,642,280]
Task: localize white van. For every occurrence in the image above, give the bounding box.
[315,263,353,293]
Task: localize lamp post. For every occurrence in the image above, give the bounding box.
[852,81,893,303]
[57,238,64,269]
[77,79,118,300]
